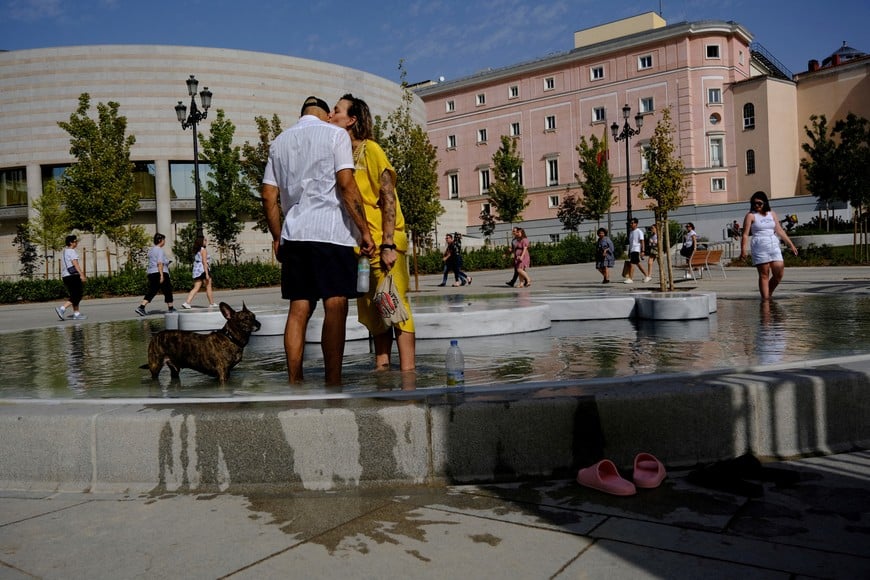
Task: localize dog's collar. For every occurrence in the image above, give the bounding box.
[218,328,247,348]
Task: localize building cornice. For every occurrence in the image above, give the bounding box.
[793,55,870,82]
[414,20,753,97]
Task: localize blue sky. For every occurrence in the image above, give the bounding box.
[3,0,868,84]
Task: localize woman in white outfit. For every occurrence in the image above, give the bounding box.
[740,191,798,300]
[182,234,216,308]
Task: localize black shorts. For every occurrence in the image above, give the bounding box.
[629,251,641,264]
[279,240,360,301]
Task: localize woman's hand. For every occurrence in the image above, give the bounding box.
[380,247,397,271]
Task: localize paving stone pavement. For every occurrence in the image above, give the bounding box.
[1,451,869,579]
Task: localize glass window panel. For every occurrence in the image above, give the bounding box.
[0,167,28,207]
[170,162,211,200]
[132,161,157,199]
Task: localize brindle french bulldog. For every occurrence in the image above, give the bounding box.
[142,302,261,383]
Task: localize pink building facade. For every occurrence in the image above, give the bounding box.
[416,16,757,240]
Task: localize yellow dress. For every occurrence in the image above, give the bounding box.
[354,140,414,334]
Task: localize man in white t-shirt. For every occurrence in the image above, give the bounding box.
[261,96,375,386]
[624,218,652,284]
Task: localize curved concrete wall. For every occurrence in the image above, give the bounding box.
[0,45,425,277]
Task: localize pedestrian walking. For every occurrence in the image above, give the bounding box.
[54,234,87,320]
[136,233,175,316]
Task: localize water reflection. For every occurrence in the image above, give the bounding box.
[1,295,870,399]
[65,325,86,394]
[757,301,787,365]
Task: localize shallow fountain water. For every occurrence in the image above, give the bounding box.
[3,293,870,399]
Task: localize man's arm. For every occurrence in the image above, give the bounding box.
[378,169,398,270]
[336,168,375,256]
[261,183,283,259]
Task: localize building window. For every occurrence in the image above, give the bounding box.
[477,128,488,144]
[510,122,521,137]
[711,177,726,191]
[709,137,724,168]
[708,88,722,104]
[476,93,486,106]
[739,50,745,65]
[640,143,652,173]
[446,100,455,112]
[743,103,755,129]
[170,162,211,199]
[593,106,606,123]
[549,233,561,243]
[482,202,491,215]
[709,112,722,125]
[447,135,456,149]
[479,169,491,194]
[448,173,459,199]
[548,195,560,208]
[132,161,157,199]
[546,158,559,186]
[41,164,69,193]
[545,115,556,131]
[509,85,519,99]
[746,149,756,174]
[638,55,653,70]
[0,167,27,207]
[516,165,524,186]
[706,45,720,59]
[590,66,604,80]
[640,97,654,113]
[544,77,555,90]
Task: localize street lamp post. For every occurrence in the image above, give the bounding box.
[611,104,644,239]
[174,75,212,238]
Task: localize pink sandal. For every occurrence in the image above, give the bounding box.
[633,453,667,489]
[577,459,636,496]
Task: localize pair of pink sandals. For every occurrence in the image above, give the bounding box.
[576,453,666,496]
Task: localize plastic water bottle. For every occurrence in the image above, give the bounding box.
[446,339,465,385]
[357,256,370,293]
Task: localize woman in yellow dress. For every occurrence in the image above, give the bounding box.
[329,94,416,373]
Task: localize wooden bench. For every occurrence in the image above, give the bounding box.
[685,248,726,280]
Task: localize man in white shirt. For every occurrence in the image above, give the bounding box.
[624,218,652,283]
[261,96,375,385]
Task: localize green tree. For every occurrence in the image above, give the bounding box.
[479,209,496,242]
[802,113,870,258]
[801,115,841,204]
[488,135,529,225]
[833,113,870,258]
[637,108,687,291]
[12,224,40,279]
[241,114,284,233]
[557,194,584,233]
[199,109,258,262]
[575,133,614,225]
[56,93,138,239]
[173,222,200,268]
[109,224,150,270]
[375,61,443,289]
[28,180,70,278]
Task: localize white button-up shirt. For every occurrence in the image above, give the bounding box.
[262,115,358,246]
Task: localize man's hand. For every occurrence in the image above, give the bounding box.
[358,233,376,257]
